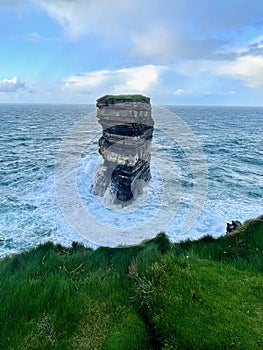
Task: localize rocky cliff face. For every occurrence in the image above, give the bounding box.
[92,95,154,205]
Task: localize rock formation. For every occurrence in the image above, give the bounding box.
[226,220,242,234]
[92,94,154,205]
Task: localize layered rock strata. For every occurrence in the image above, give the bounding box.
[92,95,154,204]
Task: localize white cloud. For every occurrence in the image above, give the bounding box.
[34,0,263,63]
[36,0,141,39]
[0,76,25,92]
[220,55,263,87]
[62,57,263,104]
[64,70,110,89]
[173,55,263,88]
[36,0,263,39]
[225,90,236,95]
[114,66,159,93]
[131,29,177,62]
[130,28,223,62]
[64,65,162,95]
[173,89,186,96]
[23,32,52,42]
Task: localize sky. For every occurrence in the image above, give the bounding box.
[0,0,263,105]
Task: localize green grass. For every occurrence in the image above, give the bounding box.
[173,217,263,271]
[96,94,151,105]
[0,216,262,349]
[0,243,149,349]
[132,255,263,349]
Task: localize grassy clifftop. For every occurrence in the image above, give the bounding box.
[96,94,150,107]
[0,215,263,349]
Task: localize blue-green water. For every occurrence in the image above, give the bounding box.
[0,104,262,255]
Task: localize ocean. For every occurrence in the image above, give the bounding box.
[0,104,262,256]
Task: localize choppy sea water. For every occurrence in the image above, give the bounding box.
[0,104,262,256]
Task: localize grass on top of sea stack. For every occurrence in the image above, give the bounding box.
[96,94,151,106]
[0,215,262,349]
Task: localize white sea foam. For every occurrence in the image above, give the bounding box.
[0,104,262,256]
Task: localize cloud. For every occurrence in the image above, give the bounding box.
[36,0,226,61]
[238,36,263,56]
[65,70,110,89]
[64,65,162,95]
[22,32,52,42]
[36,0,141,39]
[173,89,187,96]
[114,66,160,93]
[171,0,263,34]
[219,55,263,87]
[171,54,263,89]
[36,0,263,39]
[0,76,25,92]
[62,56,263,104]
[34,0,263,65]
[0,0,22,8]
[225,90,236,95]
[130,28,224,62]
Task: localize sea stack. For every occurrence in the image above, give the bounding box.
[92,94,154,205]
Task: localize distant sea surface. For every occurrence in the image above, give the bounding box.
[0,104,262,256]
